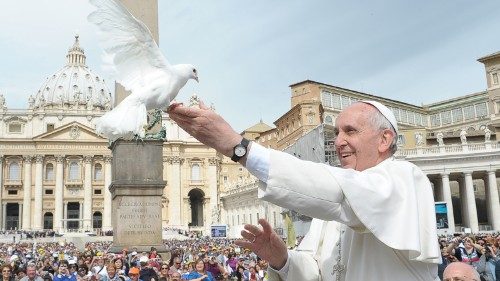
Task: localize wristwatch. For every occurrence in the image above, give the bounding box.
[231,138,250,162]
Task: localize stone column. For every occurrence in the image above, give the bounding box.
[83,155,93,230]
[486,171,500,231]
[64,202,68,231]
[2,203,6,231]
[19,203,23,229]
[168,156,183,226]
[22,156,32,230]
[0,156,3,230]
[440,173,455,232]
[207,158,218,226]
[183,198,190,227]
[54,155,64,231]
[102,156,113,231]
[33,155,44,230]
[464,172,479,233]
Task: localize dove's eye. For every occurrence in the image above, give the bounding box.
[193,69,197,74]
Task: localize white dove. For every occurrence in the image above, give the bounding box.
[88,0,198,142]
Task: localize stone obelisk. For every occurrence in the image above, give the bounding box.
[108,0,166,253]
[115,0,159,106]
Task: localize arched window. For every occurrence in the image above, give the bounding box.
[191,164,200,181]
[45,163,54,181]
[94,163,103,181]
[69,161,80,181]
[8,162,21,180]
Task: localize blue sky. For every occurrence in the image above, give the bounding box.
[1,1,500,132]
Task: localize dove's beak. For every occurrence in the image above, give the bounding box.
[195,76,199,83]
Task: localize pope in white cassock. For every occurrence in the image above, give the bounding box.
[168,100,441,281]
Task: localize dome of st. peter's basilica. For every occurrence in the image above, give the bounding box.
[30,35,112,111]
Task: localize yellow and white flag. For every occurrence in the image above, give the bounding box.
[284,213,296,248]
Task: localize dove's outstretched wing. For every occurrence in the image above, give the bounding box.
[88,0,170,94]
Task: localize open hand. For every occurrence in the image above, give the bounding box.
[235,219,288,270]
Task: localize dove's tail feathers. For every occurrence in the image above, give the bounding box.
[95,98,147,142]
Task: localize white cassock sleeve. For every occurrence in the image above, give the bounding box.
[246,143,440,266]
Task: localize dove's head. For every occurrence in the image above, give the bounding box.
[176,64,199,83]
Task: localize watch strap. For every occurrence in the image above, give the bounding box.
[231,138,250,162]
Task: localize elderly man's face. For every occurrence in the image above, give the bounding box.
[335,103,391,171]
[27,267,36,279]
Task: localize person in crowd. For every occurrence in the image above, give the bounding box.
[443,262,481,281]
[53,260,76,281]
[235,266,248,281]
[247,266,260,281]
[113,258,128,277]
[137,257,156,281]
[20,264,43,281]
[127,268,140,281]
[225,254,237,277]
[447,236,484,267]
[184,259,214,281]
[204,256,227,280]
[76,265,89,281]
[156,263,168,281]
[169,271,181,281]
[168,258,182,277]
[102,262,120,281]
[68,261,78,278]
[1,265,14,281]
[17,268,27,280]
[167,100,441,280]
[476,244,497,281]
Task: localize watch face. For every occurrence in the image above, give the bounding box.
[235,145,247,157]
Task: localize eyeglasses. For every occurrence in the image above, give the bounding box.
[59,265,68,268]
[175,262,181,265]
[161,267,169,270]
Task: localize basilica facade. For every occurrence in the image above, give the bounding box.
[0,37,223,234]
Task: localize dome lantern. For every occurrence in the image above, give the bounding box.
[66,35,87,66]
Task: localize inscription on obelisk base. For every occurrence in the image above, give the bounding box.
[108,140,168,253]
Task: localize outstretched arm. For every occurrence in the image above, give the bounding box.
[167,102,246,162]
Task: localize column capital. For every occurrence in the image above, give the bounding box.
[23,155,33,163]
[462,170,474,176]
[439,172,450,177]
[35,155,44,164]
[103,155,112,163]
[166,156,184,165]
[55,155,65,163]
[0,155,3,163]
[208,158,219,166]
[487,170,496,175]
[83,155,93,164]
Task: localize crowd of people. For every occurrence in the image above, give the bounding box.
[0,233,498,281]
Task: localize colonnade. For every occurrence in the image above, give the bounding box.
[0,155,113,232]
[429,169,500,233]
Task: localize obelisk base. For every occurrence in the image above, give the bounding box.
[108,140,168,253]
